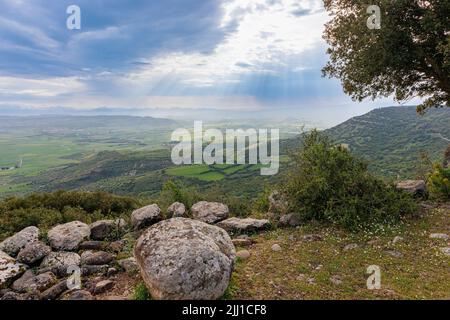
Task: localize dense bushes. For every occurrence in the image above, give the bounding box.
[281,130,418,231]
[0,191,139,239]
[427,164,450,200]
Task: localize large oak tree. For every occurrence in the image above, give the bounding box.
[322,0,450,112]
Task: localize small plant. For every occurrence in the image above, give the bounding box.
[427,164,450,200]
[133,282,151,300]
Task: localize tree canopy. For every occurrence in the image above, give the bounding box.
[322,0,450,113]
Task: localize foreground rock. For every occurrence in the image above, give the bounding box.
[131,204,162,230]
[396,180,426,196]
[0,251,27,288]
[134,218,235,300]
[40,252,81,277]
[47,221,90,251]
[217,217,270,233]
[191,201,229,224]
[167,202,187,218]
[11,270,56,293]
[89,219,127,241]
[80,251,114,266]
[117,257,139,275]
[16,241,51,265]
[62,290,94,300]
[0,226,39,257]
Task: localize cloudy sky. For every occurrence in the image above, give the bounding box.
[0,0,406,116]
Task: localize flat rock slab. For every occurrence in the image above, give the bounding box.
[396,180,426,195]
[0,226,39,257]
[217,217,270,233]
[80,251,114,266]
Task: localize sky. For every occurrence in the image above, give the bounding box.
[0,0,416,119]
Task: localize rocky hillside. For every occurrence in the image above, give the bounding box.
[1,193,449,300]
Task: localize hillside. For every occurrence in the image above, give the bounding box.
[325,106,450,179]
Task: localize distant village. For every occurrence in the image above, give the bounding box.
[0,158,22,171]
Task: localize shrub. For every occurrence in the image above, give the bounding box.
[427,164,450,200]
[281,130,418,231]
[133,282,151,300]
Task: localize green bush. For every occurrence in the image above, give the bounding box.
[427,164,450,200]
[281,130,418,231]
[133,282,151,300]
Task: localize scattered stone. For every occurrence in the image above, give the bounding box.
[1,291,22,300]
[81,265,109,276]
[80,251,114,266]
[167,202,187,218]
[134,217,235,300]
[89,219,127,241]
[439,247,450,256]
[131,204,162,230]
[392,236,404,244]
[109,240,126,253]
[40,252,81,277]
[0,226,39,257]
[62,290,94,300]
[93,280,115,295]
[79,241,106,251]
[16,241,51,265]
[307,277,316,285]
[47,221,90,251]
[191,201,229,224]
[12,270,56,293]
[107,267,118,277]
[396,180,426,196]
[329,275,343,285]
[217,217,270,233]
[232,238,253,247]
[429,233,449,240]
[271,244,282,252]
[343,243,359,251]
[278,213,301,228]
[236,250,250,260]
[117,257,139,275]
[301,234,324,242]
[296,274,306,281]
[367,239,381,246]
[40,280,68,300]
[385,250,403,258]
[0,250,27,288]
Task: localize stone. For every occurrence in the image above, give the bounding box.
[439,247,450,256]
[79,241,106,251]
[271,244,282,252]
[330,275,343,285]
[392,236,404,244]
[343,243,359,251]
[62,290,94,300]
[301,234,324,242]
[0,226,39,257]
[429,233,449,240]
[80,251,114,266]
[167,202,187,218]
[131,204,162,230]
[47,221,90,251]
[16,241,51,265]
[232,238,253,247]
[0,250,27,288]
[117,257,139,275]
[216,217,270,233]
[12,270,56,293]
[278,213,301,228]
[134,218,235,300]
[396,180,426,196]
[385,250,403,258]
[40,280,68,300]
[191,201,229,224]
[93,279,115,295]
[89,219,127,241]
[81,265,109,276]
[1,291,22,300]
[236,250,250,260]
[107,268,118,277]
[40,252,81,277]
[109,240,126,253]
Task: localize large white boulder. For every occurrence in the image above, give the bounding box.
[134,218,235,300]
